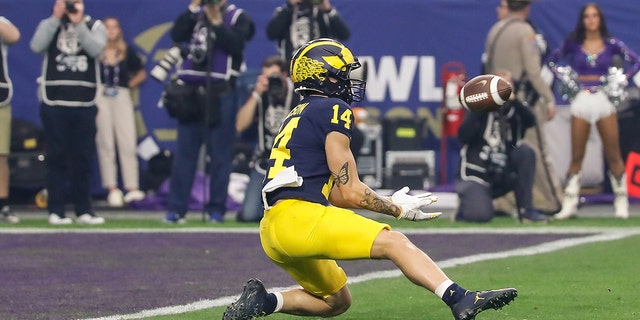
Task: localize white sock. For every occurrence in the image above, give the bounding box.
[434,279,454,299]
[273,291,284,313]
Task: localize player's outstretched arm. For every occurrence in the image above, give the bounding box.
[326,132,399,214]
[326,132,440,221]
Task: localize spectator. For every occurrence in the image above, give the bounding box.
[0,16,20,224]
[223,38,517,320]
[454,71,548,223]
[163,0,255,224]
[483,0,563,216]
[266,0,350,63]
[95,16,147,208]
[234,56,299,222]
[547,2,640,220]
[496,0,509,20]
[30,0,106,225]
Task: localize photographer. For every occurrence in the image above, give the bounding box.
[454,72,548,223]
[30,0,106,225]
[266,0,350,63]
[234,56,299,222]
[163,0,254,224]
[0,16,20,224]
[484,0,563,216]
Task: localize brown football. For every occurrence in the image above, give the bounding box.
[458,74,513,112]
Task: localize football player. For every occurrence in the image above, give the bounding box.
[223,38,517,320]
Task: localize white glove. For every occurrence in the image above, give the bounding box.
[391,186,442,221]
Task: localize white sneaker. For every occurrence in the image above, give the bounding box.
[1,206,19,224]
[49,213,73,225]
[76,213,105,225]
[107,189,124,207]
[123,190,146,203]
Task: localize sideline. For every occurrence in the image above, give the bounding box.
[0,226,634,234]
[82,227,640,320]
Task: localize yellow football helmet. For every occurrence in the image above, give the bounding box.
[290,38,366,104]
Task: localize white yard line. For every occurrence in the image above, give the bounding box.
[79,227,640,320]
[0,226,635,234]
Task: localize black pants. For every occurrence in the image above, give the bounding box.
[40,104,97,217]
[455,144,536,222]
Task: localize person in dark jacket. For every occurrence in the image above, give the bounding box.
[163,0,255,224]
[454,72,548,223]
[266,0,350,64]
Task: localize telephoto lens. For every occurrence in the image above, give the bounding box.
[150,46,183,82]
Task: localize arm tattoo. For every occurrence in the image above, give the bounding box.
[359,189,402,217]
[332,161,401,217]
[332,162,350,186]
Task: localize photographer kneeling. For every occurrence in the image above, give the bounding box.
[162,0,255,224]
[454,72,548,223]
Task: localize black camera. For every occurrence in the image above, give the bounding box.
[267,75,286,99]
[268,75,283,91]
[65,1,78,13]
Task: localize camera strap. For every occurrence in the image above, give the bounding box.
[484,18,518,74]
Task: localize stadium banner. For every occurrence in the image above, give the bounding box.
[2,0,639,185]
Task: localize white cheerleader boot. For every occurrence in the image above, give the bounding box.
[609,171,629,219]
[554,173,581,220]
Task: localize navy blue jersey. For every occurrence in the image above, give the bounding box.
[264,95,354,206]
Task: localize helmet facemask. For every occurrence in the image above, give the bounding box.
[323,60,366,104]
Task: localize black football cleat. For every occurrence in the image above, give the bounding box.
[222,278,269,320]
[450,288,517,320]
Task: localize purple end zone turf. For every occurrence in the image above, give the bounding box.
[0,232,591,319]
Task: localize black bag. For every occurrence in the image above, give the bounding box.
[163,78,225,127]
[8,151,47,189]
[162,79,201,122]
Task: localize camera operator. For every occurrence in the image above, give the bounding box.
[163,0,255,224]
[234,56,299,222]
[454,71,548,223]
[266,0,350,63]
[30,0,106,225]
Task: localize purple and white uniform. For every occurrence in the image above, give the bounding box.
[546,37,640,122]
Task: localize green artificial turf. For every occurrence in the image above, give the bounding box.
[145,233,640,320]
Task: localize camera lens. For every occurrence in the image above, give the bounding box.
[268,75,283,90]
[191,48,207,65]
[65,1,78,13]
[150,46,183,82]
